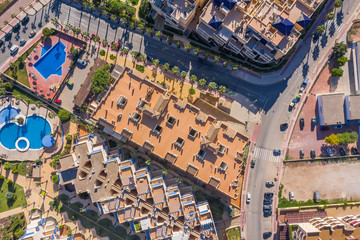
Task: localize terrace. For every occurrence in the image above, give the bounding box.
[135,168,151,200]
[182,194,199,228]
[167,186,183,219]
[151,177,167,210]
[92,70,248,201]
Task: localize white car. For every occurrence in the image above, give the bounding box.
[246,193,251,204]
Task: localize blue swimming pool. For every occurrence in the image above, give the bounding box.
[0,114,51,149]
[34,40,66,79]
[41,45,52,56]
[0,106,20,125]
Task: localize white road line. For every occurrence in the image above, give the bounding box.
[252,147,280,163]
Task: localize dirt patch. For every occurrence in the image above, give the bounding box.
[349,20,360,42]
[281,161,360,202]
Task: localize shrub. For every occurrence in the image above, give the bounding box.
[110,54,116,60]
[17,117,24,124]
[325,133,339,145]
[337,132,358,145]
[42,27,52,38]
[331,68,343,77]
[65,135,72,142]
[136,65,145,73]
[333,42,347,57]
[12,169,19,174]
[6,192,14,200]
[99,50,105,56]
[337,56,348,66]
[64,144,71,150]
[58,109,70,122]
[90,65,111,93]
[52,175,59,183]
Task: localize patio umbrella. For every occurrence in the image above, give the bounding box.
[46,92,51,96]
[42,135,55,148]
[40,89,43,93]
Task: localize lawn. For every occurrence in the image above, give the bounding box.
[3,161,27,176]
[0,177,27,213]
[226,227,241,240]
[12,88,38,104]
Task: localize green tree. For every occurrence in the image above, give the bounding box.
[171,66,179,75]
[208,82,217,90]
[180,71,187,78]
[190,75,197,83]
[184,43,192,52]
[213,55,220,63]
[325,133,339,145]
[337,56,348,66]
[121,47,129,55]
[42,27,52,39]
[162,63,170,71]
[90,66,111,93]
[193,47,200,56]
[110,14,117,22]
[199,78,207,86]
[145,159,151,166]
[333,42,348,57]
[146,27,153,34]
[66,135,72,142]
[35,101,42,108]
[153,59,160,67]
[189,88,195,95]
[337,132,358,145]
[316,25,326,34]
[334,0,342,8]
[139,54,146,62]
[162,169,168,175]
[137,23,145,32]
[155,31,161,38]
[331,68,343,77]
[6,192,14,201]
[326,13,335,21]
[58,109,70,122]
[52,175,59,183]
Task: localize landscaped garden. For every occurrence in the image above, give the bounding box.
[226,227,241,240]
[0,213,26,239]
[0,175,27,213]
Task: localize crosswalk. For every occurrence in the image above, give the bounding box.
[251,147,280,163]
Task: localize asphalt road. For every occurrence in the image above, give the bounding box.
[244,1,358,239]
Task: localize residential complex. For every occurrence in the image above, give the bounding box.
[90,67,248,204]
[57,136,218,240]
[150,0,324,63]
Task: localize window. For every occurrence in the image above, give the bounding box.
[197,149,206,159]
[167,116,176,126]
[188,128,198,138]
[153,124,163,135]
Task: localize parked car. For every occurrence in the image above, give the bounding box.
[29,30,36,38]
[0,39,3,48]
[300,118,304,128]
[289,101,295,111]
[263,205,272,211]
[77,59,87,67]
[264,210,272,217]
[310,149,316,158]
[12,23,20,32]
[351,147,359,155]
[311,117,317,126]
[266,181,275,187]
[273,149,281,156]
[251,160,255,168]
[22,15,29,24]
[55,99,62,104]
[10,45,19,55]
[264,192,274,199]
[280,123,288,132]
[327,148,334,157]
[263,232,272,239]
[300,150,304,159]
[263,198,273,205]
[289,191,294,201]
[19,39,26,46]
[246,193,251,204]
[339,148,346,156]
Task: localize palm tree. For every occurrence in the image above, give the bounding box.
[51,18,59,27]
[19,7,24,12]
[102,10,108,17]
[3,20,10,27]
[213,55,220,63]
[73,27,81,36]
[35,0,44,7]
[218,85,227,94]
[81,31,90,40]
[29,4,34,11]
[180,71,187,78]
[131,51,138,60]
[317,25,325,34]
[190,74,197,83]
[334,0,342,8]
[163,63,170,71]
[184,43,192,52]
[171,66,179,75]
[121,47,129,55]
[65,23,72,31]
[208,82,217,90]
[193,48,200,56]
[88,3,95,13]
[0,28,5,33]
[110,14,117,22]
[102,39,108,47]
[145,159,151,166]
[139,54,146,63]
[155,31,161,39]
[146,27,153,35]
[137,23,145,32]
[326,13,335,21]
[11,13,19,20]
[35,101,42,108]
[152,59,160,67]
[120,17,127,25]
[232,64,239,71]
[162,169,168,176]
[199,78,207,86]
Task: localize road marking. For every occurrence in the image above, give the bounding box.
[252,147,280,163]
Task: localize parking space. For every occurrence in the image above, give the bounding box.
[281,161,360,202]
[288,64,358,159]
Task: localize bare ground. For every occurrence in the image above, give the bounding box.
[281,161,360,201]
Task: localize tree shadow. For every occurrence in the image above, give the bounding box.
[302,63,309,78]
[312,45,320,60]
[329,21,336,37]
[336,11,344,26]
[321,34,328,48]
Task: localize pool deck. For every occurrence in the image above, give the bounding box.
[0,96,61,161]
[26,33,83,100]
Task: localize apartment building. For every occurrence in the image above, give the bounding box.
[91,68,248,204]
[149,0,208,31]
[194,0,324,63]
[57,136,218,240]
[295,214,360,240]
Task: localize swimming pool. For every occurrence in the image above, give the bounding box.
[34,40,66,79]
[0,114,51,149]
[41,45,52,56]
[0,106,20,125]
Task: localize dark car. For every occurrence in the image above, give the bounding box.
[311,117,317,126]
[251,160,255,168]
[300,118,304,128]
[263,198,273,205]
[263,205,272,211]
[280,123,288,132]
[0,39,3,47]
[310,150,316,158]
[273,149,281,156]
[19,39,26,46]
[12,23,20,32]
[264,210,272,217]
[351,147,359,155]
[339,148,346,156]
[300,150,304,159]
[263,232,272,239]
[264,192,274,199]
[21,15,29,24]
